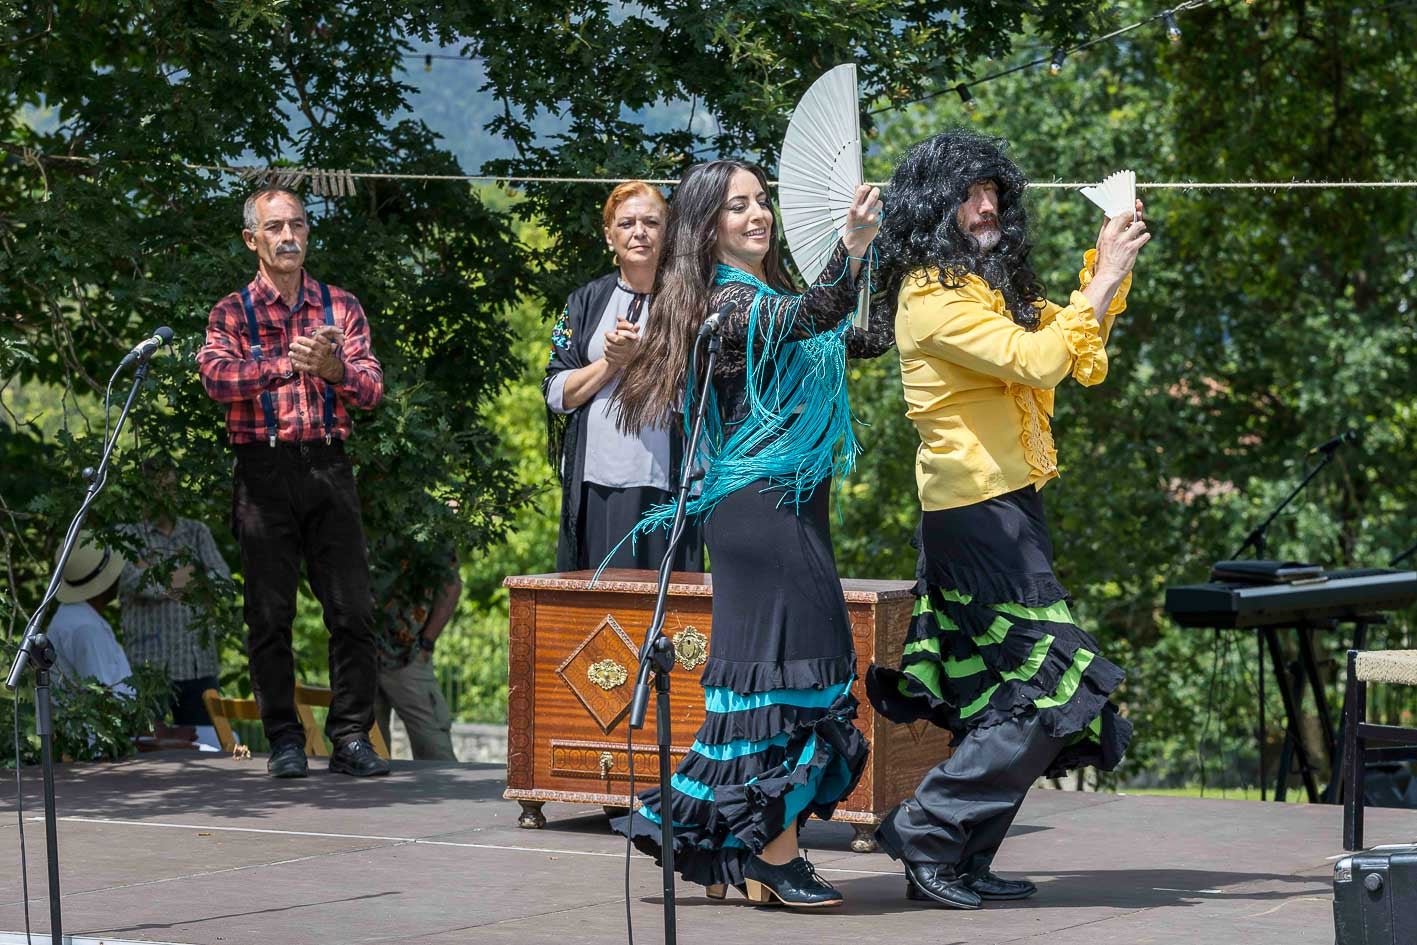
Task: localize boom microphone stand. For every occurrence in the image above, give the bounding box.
[5,329,169,945]
[626,301,734,945]
[1229,430,1354,802]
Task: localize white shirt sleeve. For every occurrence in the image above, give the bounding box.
[546,369,574,415]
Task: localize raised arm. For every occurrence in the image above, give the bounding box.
[903,275,1108,390]
[716,242,861,347]
[845,292,896,360]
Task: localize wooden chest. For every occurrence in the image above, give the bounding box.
[503,569,953,852]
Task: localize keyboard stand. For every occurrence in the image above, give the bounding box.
[1264,625,1322,802]
[1263,615,1384,803]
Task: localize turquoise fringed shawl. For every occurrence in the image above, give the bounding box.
[691,264,860,510]
[596,264,859,573]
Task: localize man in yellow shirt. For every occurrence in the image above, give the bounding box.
[865,129,1150,910]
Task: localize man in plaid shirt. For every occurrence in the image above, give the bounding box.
[198,187,388,778]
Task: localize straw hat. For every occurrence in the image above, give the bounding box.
[55,533,127,604]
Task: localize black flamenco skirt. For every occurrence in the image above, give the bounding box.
[611,478,869,888]
[866,485,1132,778]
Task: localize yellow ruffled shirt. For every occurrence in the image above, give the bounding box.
[897,249,1131,512]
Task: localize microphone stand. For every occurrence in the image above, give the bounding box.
[5,354,155,945]
[1229,443,1343,805]
[626,325,720,945]
[1231,448,1341,560]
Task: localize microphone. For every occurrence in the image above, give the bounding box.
[119,327,174,368]
[1309,429,1360,455]
[698,300,738,339]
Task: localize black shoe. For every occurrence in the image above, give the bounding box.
[743,854,843,907]
[904,862,983,910]
[329,738,390,777]
[962,869,1037,900]
[267,742,309,779]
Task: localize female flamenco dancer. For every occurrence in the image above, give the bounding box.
[866,129,1149,910]
[609,159,892,908]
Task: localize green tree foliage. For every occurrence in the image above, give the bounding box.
[1,3,533,736]
[8,1,1410,789]
[841,0,1417,786]
[449,0,1102,315]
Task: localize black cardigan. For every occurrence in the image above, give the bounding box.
[542,273,701,572]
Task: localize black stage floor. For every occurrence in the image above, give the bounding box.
[1,752,1412,944]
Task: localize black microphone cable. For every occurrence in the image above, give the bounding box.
[623,327,712,945]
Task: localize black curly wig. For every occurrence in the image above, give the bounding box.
[876,128,1046,329]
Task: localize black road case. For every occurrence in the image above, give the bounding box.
[1334,845,1417,944]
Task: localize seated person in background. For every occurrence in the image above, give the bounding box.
[118,456,232,751]
[46,534,135,699]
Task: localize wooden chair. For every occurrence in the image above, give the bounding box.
[1342,649,1417,850]
[295,683,391,759]
[200,686,391,760]
[201,689,261,754]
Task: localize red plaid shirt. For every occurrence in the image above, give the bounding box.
[198,270,383,444]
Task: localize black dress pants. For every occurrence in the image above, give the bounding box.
[876,711,1066,872]
[232,441,376,749]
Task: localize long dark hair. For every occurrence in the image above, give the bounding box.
[613,160,791,434]
[876,129,1046,329]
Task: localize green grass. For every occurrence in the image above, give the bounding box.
[1118,785,1303,802]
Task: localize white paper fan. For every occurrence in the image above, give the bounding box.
[1079,169,1137,220]
[779,63,870,330]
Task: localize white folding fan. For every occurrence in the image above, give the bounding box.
[778,63,870,330]
[1079,169,1138,220]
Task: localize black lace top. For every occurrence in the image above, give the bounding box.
[706,242,895,423]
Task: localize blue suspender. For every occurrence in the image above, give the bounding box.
[239,286,279,447]
[239,282,339,447]
[317,281,336,445]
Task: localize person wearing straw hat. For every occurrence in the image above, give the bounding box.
[45,532,135,697]
[866,129,1148,910]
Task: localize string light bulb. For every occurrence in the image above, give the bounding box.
[424,54,433,72]
[1164,11,1182,43]
[1049,49,1066,75]
[956,85,977,112]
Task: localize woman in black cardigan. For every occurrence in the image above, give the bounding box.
[543,182,703,573]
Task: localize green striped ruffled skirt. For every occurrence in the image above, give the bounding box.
[867,489,1131,774]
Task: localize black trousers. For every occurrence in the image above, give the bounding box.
[231,441,376,749]
[876,712,1066,873]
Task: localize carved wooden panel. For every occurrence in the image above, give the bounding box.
[553,614,638,734]
[505,569,948,830]
[548,738,691,782]
[505,592,536,789]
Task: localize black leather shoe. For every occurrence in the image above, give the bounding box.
[904,862,983,910]
[267,742,309,779]
[743,855,843,907]
[329,738,390,777]
[963,869,1037,900]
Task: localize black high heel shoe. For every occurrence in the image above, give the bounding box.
[742,854,843,907]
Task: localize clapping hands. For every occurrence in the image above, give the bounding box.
[602,318,641,371]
